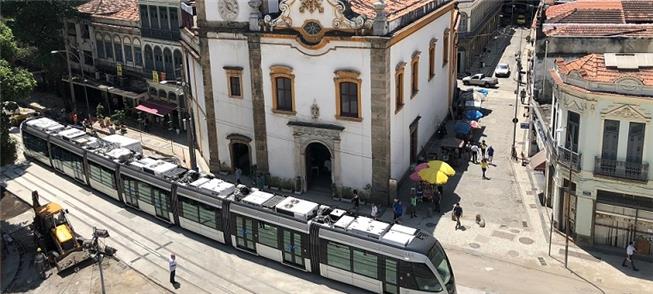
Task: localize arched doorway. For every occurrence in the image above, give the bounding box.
[231,142,251,175]
[305,142,332,191]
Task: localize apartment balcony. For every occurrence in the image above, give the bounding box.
[556,146,581,171]
[594,157,649,182]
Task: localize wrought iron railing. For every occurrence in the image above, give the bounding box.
[594,157,649,182]
[556,146,581,171]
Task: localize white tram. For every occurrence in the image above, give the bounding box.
[21,117,456,294]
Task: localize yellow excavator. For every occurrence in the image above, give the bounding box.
[31,191,90,272]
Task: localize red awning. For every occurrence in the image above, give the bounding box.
[135,101,177,117]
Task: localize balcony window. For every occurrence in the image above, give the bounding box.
[150,6,160,29]
[104,38,113,59]
[626,122,645,164]
[96,36,105,58]
[114,41,123,63]
[170,8,179,29]
[601,120,619,161]
[140,5,150,28]
[160,7,169,30]
[124,44,133,64]
[565,111,580,152]
[83,50,93,66]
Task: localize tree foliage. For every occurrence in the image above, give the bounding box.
[0,22,36,102]
[0,112,17,166]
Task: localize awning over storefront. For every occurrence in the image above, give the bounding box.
[62,77,146,100]
[135,100,177,117]
[528,150,547,171]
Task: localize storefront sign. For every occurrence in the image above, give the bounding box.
[152,71,159,83]
[116,63,123,77]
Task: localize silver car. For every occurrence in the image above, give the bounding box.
[494,63,511,77]
[462,74,499,88]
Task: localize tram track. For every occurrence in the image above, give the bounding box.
[3,167,286,294]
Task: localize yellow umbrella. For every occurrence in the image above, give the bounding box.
[427,160,456,176]
[417,167,450,185]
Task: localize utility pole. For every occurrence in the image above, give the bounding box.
[564,163,573,268]
[511,28,524,157]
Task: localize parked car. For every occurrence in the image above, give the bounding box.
[494,63,511,77]
[462,74,499,87]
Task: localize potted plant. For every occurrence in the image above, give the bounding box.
[341,186,353,202]
[270,176,281,191]
[331,183,339,201]
[293,176,302,195]
[218,161,229,175]
[281,178,293,193]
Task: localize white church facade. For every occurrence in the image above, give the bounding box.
[180,0,459,204]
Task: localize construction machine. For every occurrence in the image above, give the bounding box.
[31,191,90,272]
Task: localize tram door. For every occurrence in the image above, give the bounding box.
[123,178,139,208]
[235,216,256,251]
[282,230,303,267]
[153,190,169,220]
[383,259,399,294]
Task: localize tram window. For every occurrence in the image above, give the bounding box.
[137,183,153,204]
[180,197,200,222]
[327,241,351,271]
[89,163,115,188]
[198,203,217,229]
[428,244,452,286]
[353,249,378,279]
[23,132,47,154]
[412,263,443,292]
[257,222,278,248]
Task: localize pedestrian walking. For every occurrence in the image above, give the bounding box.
[453,203,463,230]
[622,241,639,271]
[480,140,487,158]
[370,203,379,220]
[34,247,47,279]
[470,144,479,163]
[487,146,495,163]
[392,198,403,223]
[480,158,489,180]
[409,194,417,218]
[169,253,177,284]
[352,190,360,212]
[235,167,242,184]
[433,189,441,213]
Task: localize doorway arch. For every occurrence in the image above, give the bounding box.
[231,142,251,176]
[305,142,332,191]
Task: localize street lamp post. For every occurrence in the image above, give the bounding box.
[52,49,90,120]
[160,80,198,171]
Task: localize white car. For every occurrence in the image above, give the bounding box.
[494,63,511,77]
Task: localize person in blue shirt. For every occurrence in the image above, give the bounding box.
[392,198,403,223]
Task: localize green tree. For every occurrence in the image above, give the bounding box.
[0,111,17,166]
[0,22,37,166]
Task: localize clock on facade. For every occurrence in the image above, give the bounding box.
[218,0,239,21]
[303,21,322,36]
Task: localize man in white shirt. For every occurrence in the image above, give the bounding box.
[470,144,480,164]
[169,253,177,284]
[622,242,639,271]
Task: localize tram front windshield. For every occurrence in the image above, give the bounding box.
[428,243,454,291]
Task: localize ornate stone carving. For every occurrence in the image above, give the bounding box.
[601,104,651,122]
[331,0,370,29]
[311,101,320,119]
[299,0,324,13]
[264,0,295,29]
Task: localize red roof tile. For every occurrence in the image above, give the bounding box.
[546,0,623,19]
[543,24,653,37]
[555,54,653,86]
[77,0,139,22]
[350,0,445,21]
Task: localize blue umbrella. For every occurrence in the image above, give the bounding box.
[465,109,484,120]
[454,121,471,135]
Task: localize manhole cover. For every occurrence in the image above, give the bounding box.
[519,237,535,245]
[473,202,485,207]
[426,223,436,228]
[510,229,520,234]
[469,243,481,249]
[507,250,519,257]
